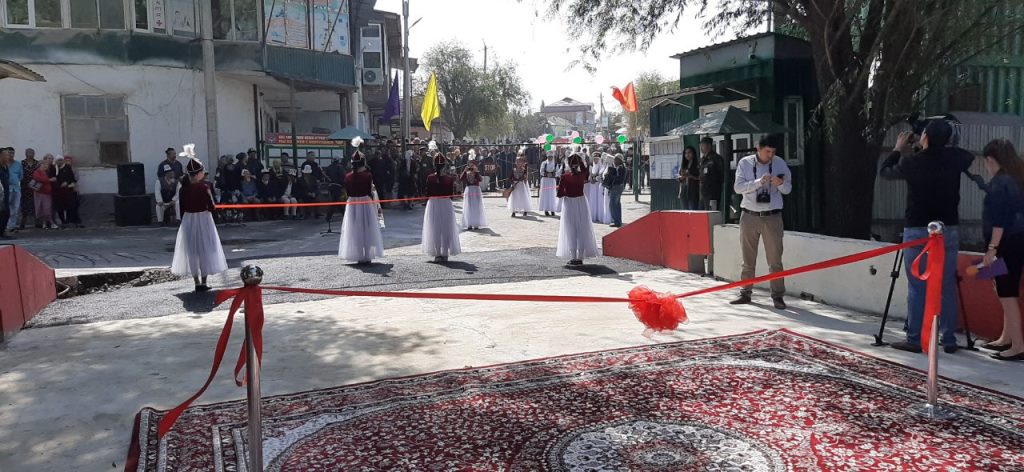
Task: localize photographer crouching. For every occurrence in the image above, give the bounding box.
[880,120,975,354]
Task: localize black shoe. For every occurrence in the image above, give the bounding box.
[991,352,1024,361]
[729,295,752,305]
[982,342,1011,352]
[772,297,787,310]
[943,344,958,354]
[891,341,923,353]
[195,285,211,293]
[511,213,516,218]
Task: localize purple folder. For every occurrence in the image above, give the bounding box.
[970,258,1009,279]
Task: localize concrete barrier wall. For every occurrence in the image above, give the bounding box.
[713,225,910,317]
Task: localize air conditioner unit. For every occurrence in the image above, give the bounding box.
[362,69,384,86]
[360,23,385,87]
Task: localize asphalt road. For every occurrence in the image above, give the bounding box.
[28,248,655,328]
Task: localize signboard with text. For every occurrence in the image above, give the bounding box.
[265,133,341,148]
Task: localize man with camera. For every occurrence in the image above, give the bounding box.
[731,135,792,309]
[880,120,974,354]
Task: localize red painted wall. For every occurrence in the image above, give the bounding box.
[603,211,712,272]
[0,245,56,341]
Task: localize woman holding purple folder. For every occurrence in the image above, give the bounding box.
[979,139,1024,361]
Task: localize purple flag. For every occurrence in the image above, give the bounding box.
[380,73,400,123]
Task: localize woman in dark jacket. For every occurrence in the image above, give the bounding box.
[677,146,700,210]
[979,139,1024,361]
[52,157,83,227]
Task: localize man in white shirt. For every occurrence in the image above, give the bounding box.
[730,135,792,309]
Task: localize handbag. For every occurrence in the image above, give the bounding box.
[502,184,514,200]
[29,180,42,191]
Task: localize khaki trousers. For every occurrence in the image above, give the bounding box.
[739,211,785,297]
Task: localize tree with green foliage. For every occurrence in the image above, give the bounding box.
[421,41,530,140]
[625,70,674,137]
[546,0,1023,238]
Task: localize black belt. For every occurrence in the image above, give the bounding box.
[743,209,782,217]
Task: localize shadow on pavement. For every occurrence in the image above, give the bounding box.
[345,262,395,275]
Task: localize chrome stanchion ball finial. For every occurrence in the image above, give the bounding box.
[241,265,264,286]
[927,221,945,235]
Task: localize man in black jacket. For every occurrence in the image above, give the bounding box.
[698,137,725,211]
[879,120,974,354]
[604,154,629,227]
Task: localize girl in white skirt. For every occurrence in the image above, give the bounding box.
[171,145,228,292]
[508,154,532,217]
[460,160,487,230]
[423,154,461,262]
[557,153,599,265]
[538,152,560,216]
[338,141,384,264]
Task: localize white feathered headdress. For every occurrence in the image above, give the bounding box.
[468,149,477,161]
[428,140,438,152]
[179,143,196,159]
[351,136,364,148]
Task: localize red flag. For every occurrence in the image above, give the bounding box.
[623,82,638,112]
[611,83,639,112]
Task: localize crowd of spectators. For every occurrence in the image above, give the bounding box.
[1,146,83,239]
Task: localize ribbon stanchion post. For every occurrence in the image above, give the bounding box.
[908,221,957,421]
[240,265,265,472]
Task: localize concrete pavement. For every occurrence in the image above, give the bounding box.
[3,192,1022,471]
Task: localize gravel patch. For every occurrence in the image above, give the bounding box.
[27,248,656,328]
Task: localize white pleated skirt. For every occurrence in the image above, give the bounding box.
[461,185,488,229]
[422,198,462,257]
[556,196,600,260]
[538,177,560,212]
[338,196,385,262]
[507,182,532,212]
[599,187,614,224]
[584,182,600,218]
[171,211,228,278]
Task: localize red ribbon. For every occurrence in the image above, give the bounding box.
[157,285,263,438]
[215,193,462,210]
[157,236,944,436]
[909,234,945,352]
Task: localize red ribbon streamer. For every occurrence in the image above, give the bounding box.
[157,236,944,437]
[215,193,462,210]
[909,235,945,352]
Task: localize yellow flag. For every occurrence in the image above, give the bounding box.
[421,72,441,132]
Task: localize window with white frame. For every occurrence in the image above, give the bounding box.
[3,0,62,27]
[65,0,124,29]
[783,96,805,165]
[212,0,258,41]
[133,0,168,33]
[61,94,131,167]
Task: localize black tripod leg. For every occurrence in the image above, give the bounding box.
[873,249,903,346]
[955,274,979,350]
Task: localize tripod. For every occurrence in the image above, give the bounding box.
[872,248,979,350]
[872,249,903,346]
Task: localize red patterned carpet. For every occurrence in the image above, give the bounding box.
[127,329,1024,471]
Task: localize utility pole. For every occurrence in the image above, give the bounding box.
[199,0,219,164]
[483,41,488,74]
[402,0,412,157]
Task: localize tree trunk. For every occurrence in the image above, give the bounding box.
[822,111,879,239]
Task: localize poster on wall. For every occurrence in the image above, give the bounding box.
[312,0,350,54]
[650,154,681,180]
[171,0,195,34]
[284,0,309,48]
[265,0,286,45]
[152,0,165,30]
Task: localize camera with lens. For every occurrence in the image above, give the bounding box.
[906,113,961,150]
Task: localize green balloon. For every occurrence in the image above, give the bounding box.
[617,135,628,144]
[545,134,555,143]
[543,144,552,151]
[572,136,583,144]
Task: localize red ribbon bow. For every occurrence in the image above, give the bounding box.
[157,285,264,438]
[909,234,945,353]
